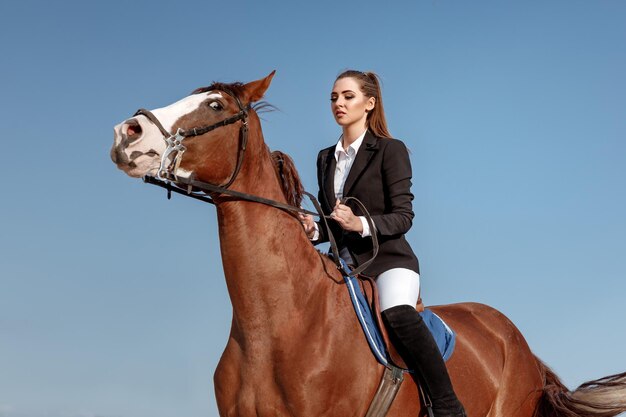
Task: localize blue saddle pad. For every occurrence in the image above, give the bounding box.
[418,308,456,362]
[343,266,456,368]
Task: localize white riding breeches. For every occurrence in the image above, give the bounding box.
[376,268,421,312]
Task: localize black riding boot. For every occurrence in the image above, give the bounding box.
[382,305,466,417]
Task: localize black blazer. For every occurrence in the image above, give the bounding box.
[314,130,420,277]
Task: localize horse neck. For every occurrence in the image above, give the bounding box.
[214,123,326,333]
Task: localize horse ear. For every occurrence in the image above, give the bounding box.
[242,70,276,104]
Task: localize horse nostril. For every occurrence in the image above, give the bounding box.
[124,119,143,142]
[111,146,128,165]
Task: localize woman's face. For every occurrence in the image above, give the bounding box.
[330,77,375,129]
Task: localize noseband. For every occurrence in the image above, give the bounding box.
[133,89,249,189]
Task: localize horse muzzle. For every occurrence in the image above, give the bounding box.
[111,117,165,177]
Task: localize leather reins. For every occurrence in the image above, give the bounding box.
[133,90,378,277]
[144,174,378,278]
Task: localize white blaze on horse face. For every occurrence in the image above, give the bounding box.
[151,92,223,133]
[112,91,223,177]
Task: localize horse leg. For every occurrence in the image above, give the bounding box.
[485,330,543,417]
[462,306,542,417]
[214,336,245,417]
[432,304,543,417]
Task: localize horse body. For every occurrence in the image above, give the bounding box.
[111,72,626,417]
[209,138,541,416]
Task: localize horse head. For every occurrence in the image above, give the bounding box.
[111,71,275,186]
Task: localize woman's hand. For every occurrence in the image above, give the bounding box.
[299,213,317,239]
[331,199,363,233]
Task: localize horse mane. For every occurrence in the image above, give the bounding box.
[270,150,304,209]
[193,82,277,115]
[193,82,246,99]
[253,101,278,115]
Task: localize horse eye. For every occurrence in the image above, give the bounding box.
[209,101,223,111]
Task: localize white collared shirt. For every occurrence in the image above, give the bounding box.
[334,130,366,199]
[310,131,373,240]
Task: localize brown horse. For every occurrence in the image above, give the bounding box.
[111,72,626,417]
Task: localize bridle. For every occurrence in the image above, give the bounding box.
[131,89,378,277]
[133,88,249,188]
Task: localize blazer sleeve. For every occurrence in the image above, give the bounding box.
[313,150,329,244]
[370,139,415,236]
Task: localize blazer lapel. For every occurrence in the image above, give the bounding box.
[321,148,337,209]
[343,131,378,197]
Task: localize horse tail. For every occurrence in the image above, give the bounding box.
[534,357,626,417]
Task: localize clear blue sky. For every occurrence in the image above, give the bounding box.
[1,1,625,416]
